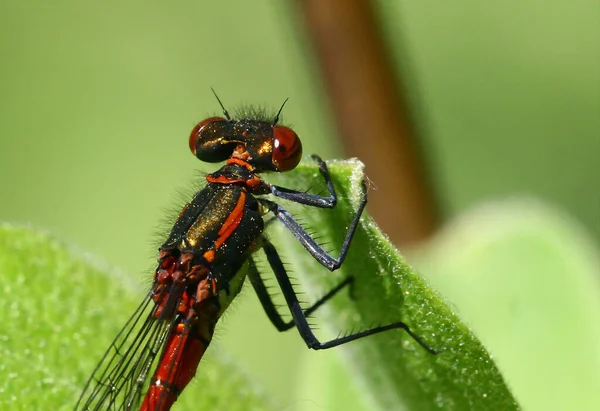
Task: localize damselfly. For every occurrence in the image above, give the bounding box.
[74,92,438,411]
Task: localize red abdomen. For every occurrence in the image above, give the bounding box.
[141,324,209,411]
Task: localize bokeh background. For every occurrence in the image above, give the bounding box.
[1,1,599,410]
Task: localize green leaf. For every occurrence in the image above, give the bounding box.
[267,159,520,411]
[0,158,521,411]
[408,199,600,411]
[0,224,275,411]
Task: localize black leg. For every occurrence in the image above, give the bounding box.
[261,179,366,271]
[248,257,355,332]
[268,155,337,208]
[261,240,439,354]
[262,155,367,271]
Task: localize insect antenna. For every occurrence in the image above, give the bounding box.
[272,97,289,125]
[210,87,231,121]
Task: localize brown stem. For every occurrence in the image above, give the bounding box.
[298,0,440,247]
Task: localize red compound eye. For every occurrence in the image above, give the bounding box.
[189,117,225,155]
[272,126,302,171]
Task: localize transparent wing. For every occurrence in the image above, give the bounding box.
[74,286,182,411]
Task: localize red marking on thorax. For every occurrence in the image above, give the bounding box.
[214,191,246,249]
[177,203,190,219]
[226,157,254,170]
[206,174,263,190]
[205,175,244,185]
[246,176,262,190]
[203,249,215,263]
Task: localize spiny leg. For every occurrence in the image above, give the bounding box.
[268,155,338,208]
[248,257,354,332]
[262,155,367,271]
[261,239,439,354]
[260,178,366,271]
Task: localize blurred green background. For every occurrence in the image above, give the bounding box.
[1,0,599,410]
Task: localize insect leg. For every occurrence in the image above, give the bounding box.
[269,155,349,208]
[261,239,439,354]
[261,184,366,271]
[248,257,354,332]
